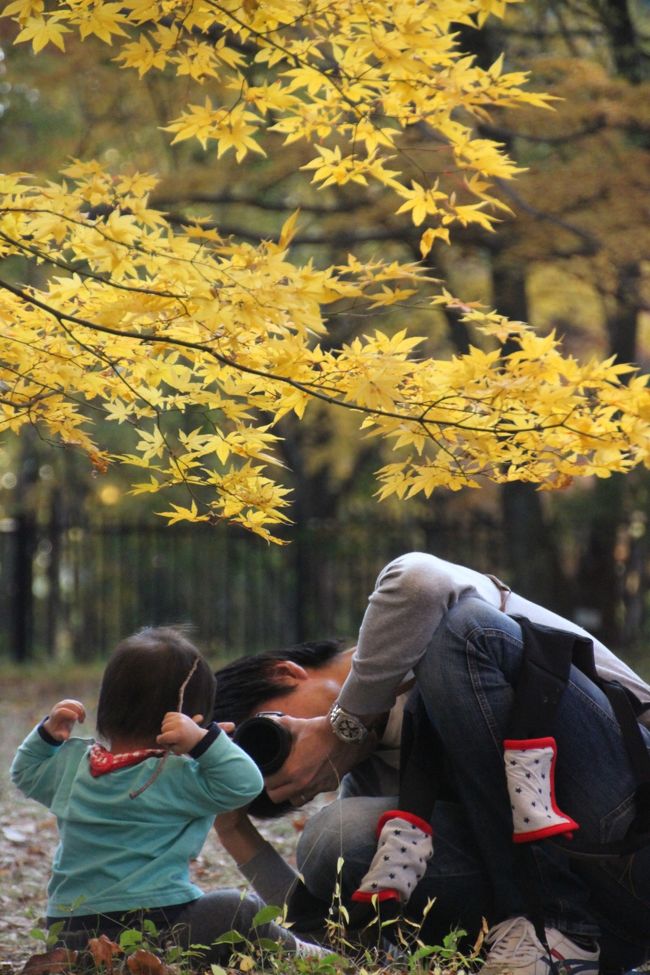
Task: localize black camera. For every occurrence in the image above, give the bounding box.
[232,714,293,818]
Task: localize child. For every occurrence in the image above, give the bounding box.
[11,626,325,965]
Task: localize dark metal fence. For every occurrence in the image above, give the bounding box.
[0,512,506,662]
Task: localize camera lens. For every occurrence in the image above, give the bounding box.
[233,715,292,775]
[233,715,293,819]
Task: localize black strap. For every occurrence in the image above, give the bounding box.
[508,617,577,739]
[604,682,650,792]
[514,845,558,972]
[397,690,445,822]
[511,618,650,856]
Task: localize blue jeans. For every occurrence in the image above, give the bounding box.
[297,598,650,971]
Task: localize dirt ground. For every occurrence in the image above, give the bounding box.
[0,666,312,971]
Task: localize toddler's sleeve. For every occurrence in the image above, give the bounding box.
[10,723,67,807]
[179,726,264,814]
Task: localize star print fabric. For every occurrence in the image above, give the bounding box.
[351,810,433,903]
[503,736,579,843]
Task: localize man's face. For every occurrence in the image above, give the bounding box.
[253,667,342,720]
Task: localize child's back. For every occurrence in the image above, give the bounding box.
[10,627,326,966]
[11,717,262,918]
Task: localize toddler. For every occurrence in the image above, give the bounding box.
[11,626,325,965]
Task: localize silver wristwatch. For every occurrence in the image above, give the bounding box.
[329,702,369,743]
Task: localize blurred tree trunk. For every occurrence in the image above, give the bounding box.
[571,1,647,645]
[276,412,376,641]
[493,264,571,611]
[46,487,62,657]
[12,434,39,661]
[576,263,643,645]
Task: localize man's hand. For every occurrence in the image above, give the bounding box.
[43,700,86,742]
[157,712,206,754]
[264,714,376,806]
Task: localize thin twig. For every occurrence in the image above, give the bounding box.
[177,657,200,713]
[129,657,200,799]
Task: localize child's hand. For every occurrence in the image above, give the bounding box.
[43,700,86,742]
[157,712,207,755]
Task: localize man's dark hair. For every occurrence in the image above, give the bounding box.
[213,639,343,726]
[97,626,216,742]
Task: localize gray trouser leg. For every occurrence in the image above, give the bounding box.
[173,890,299,963]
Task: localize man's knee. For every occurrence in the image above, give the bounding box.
[413,596,523,707]
[444,595,520,640]
[297,797,394,900]
[424,596,523,667]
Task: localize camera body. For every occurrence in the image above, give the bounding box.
[232,713,293,818]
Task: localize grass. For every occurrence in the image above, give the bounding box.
[21,907,478,975]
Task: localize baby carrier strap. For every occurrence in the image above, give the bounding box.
[397,689,448,820]
[508,617,577,740]
[395,617,650,856]
[512,616,650,856]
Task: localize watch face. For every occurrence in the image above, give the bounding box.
[331,706,366,741]
[336,714,363,741]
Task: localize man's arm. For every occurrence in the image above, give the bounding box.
[214,809,300,906]
[338,552,494,714]
[266,552,491,804]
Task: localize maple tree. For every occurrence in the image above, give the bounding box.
[2,0,650,542]
[428,0,650,631]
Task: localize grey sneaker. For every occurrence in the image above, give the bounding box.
[481,916,599,975]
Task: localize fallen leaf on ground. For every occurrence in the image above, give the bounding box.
[126,948,166,974]
[20,947,78,974]
[88,934,122,971]
[3,827,29,843]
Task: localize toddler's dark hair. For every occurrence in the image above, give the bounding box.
[97,626,216,742]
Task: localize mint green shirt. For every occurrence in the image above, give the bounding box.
[11,725,263,918]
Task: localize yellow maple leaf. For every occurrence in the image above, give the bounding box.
[395,181,447,227]
[15,14,70,51]
[73,2,128,43]
[155,500,209,525]
[419,226,451,257]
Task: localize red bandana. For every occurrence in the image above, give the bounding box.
[89,743,165,778]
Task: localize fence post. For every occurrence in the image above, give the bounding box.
[12,511,36,661]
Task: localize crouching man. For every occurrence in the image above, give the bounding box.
[214,552,650,974]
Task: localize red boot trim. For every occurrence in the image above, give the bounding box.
[376,809,433,837]
[351,888,400,903]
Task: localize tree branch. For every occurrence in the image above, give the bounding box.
[0,276,583,439]
[495,178,601,255]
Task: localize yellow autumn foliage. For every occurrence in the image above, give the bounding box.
[0,0,649,540]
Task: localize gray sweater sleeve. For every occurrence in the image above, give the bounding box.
[337,552,499,715]
[238,841,299,907]
[337,550,650,720]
